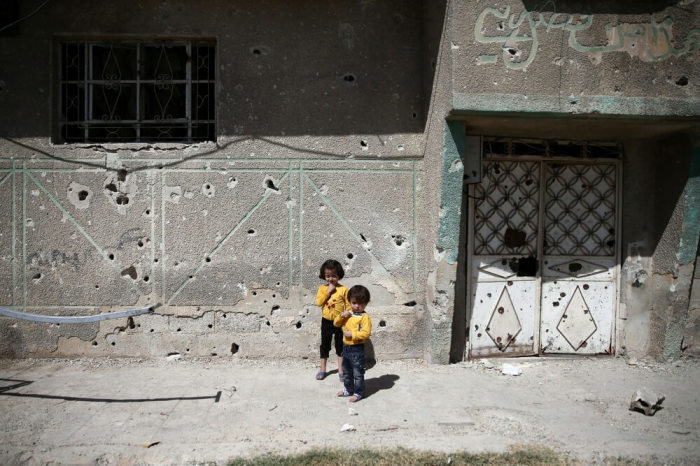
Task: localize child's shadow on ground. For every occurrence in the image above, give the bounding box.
[364,374,400,398]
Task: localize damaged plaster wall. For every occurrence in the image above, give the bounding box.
[0,0,447,360]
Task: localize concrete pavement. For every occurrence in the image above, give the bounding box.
[1,356,699,465]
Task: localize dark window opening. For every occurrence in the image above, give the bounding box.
[58,39,216,143]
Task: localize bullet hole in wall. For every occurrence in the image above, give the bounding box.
[248,229,255,235]
[347,253,354,259]
[343,73,356,83]
[392,234,406,247]
[205,257,211,262]
[295,321,302,329]
[121,266,137,280]
[403,300,417,306]
[272,304,280,311]
[117,169,127,181]
[143,276,149,282]
[127,317,135,329]
[106,183,118,192]
[78,190,89,201]
[92,341,97,346]
[252,291,257,296]
[379,320,386,327]
[265,179,279,191]
[676,76,688,86]
[116,195,129,205]
[231,343,240,354]
[33,273,41,280]
[208,324,213,328]
[108,253,115,261]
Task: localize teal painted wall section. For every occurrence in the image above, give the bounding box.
[678,139,700,265]
[437,121,465,264]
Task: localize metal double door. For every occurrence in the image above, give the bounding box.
[467,157,620,358]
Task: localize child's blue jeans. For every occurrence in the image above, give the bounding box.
[341,344,365,397]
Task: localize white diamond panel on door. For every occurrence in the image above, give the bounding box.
[469,259,537,357]
[540,274,615,354]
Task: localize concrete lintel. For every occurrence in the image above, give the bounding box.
[452,93,700,119]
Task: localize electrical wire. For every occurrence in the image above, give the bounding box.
[0,0,52,34]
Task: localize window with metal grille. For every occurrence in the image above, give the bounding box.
[58,40,215,143]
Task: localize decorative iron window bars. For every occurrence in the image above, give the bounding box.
[474,138,622,257]
[59,40,215,143]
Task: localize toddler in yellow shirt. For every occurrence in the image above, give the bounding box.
[334,285,372,402]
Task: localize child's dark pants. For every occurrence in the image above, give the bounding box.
[341,343,365,397]
[319,317,343,358]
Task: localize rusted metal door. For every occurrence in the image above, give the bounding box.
[539,163,618,354]
[467,140,620,358]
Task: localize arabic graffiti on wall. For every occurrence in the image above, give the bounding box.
[474,6,700,70]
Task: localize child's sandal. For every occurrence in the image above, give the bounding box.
[337,388,351,397]
[349,394,362,403]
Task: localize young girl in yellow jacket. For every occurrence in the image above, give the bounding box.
[315,259,350,381]
[334,284,372,402]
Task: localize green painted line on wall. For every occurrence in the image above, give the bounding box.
[0,170,13,304]
[150,180,156,296]
[678,140,700,265]
[26,171,140,295]
[25,168,104,173]
[288,161,294,294]
[304,168,414,174]
[437,121,466,265]
[22,167,27,310]
[167,172,291,304]
[163,168,290,173]
[453,93,700,118]
[298,162,305,300]
[412,160,418,299]
[161,170,166,301]
[11,163,16,306]
[303,172,409,296]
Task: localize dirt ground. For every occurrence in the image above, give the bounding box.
[0,355,699,465]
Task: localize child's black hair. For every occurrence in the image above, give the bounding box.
[319,259,345,280]
[348,285,371,305]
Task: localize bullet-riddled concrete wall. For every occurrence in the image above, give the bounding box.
[0,0,448,359]
[1,0,699,363]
